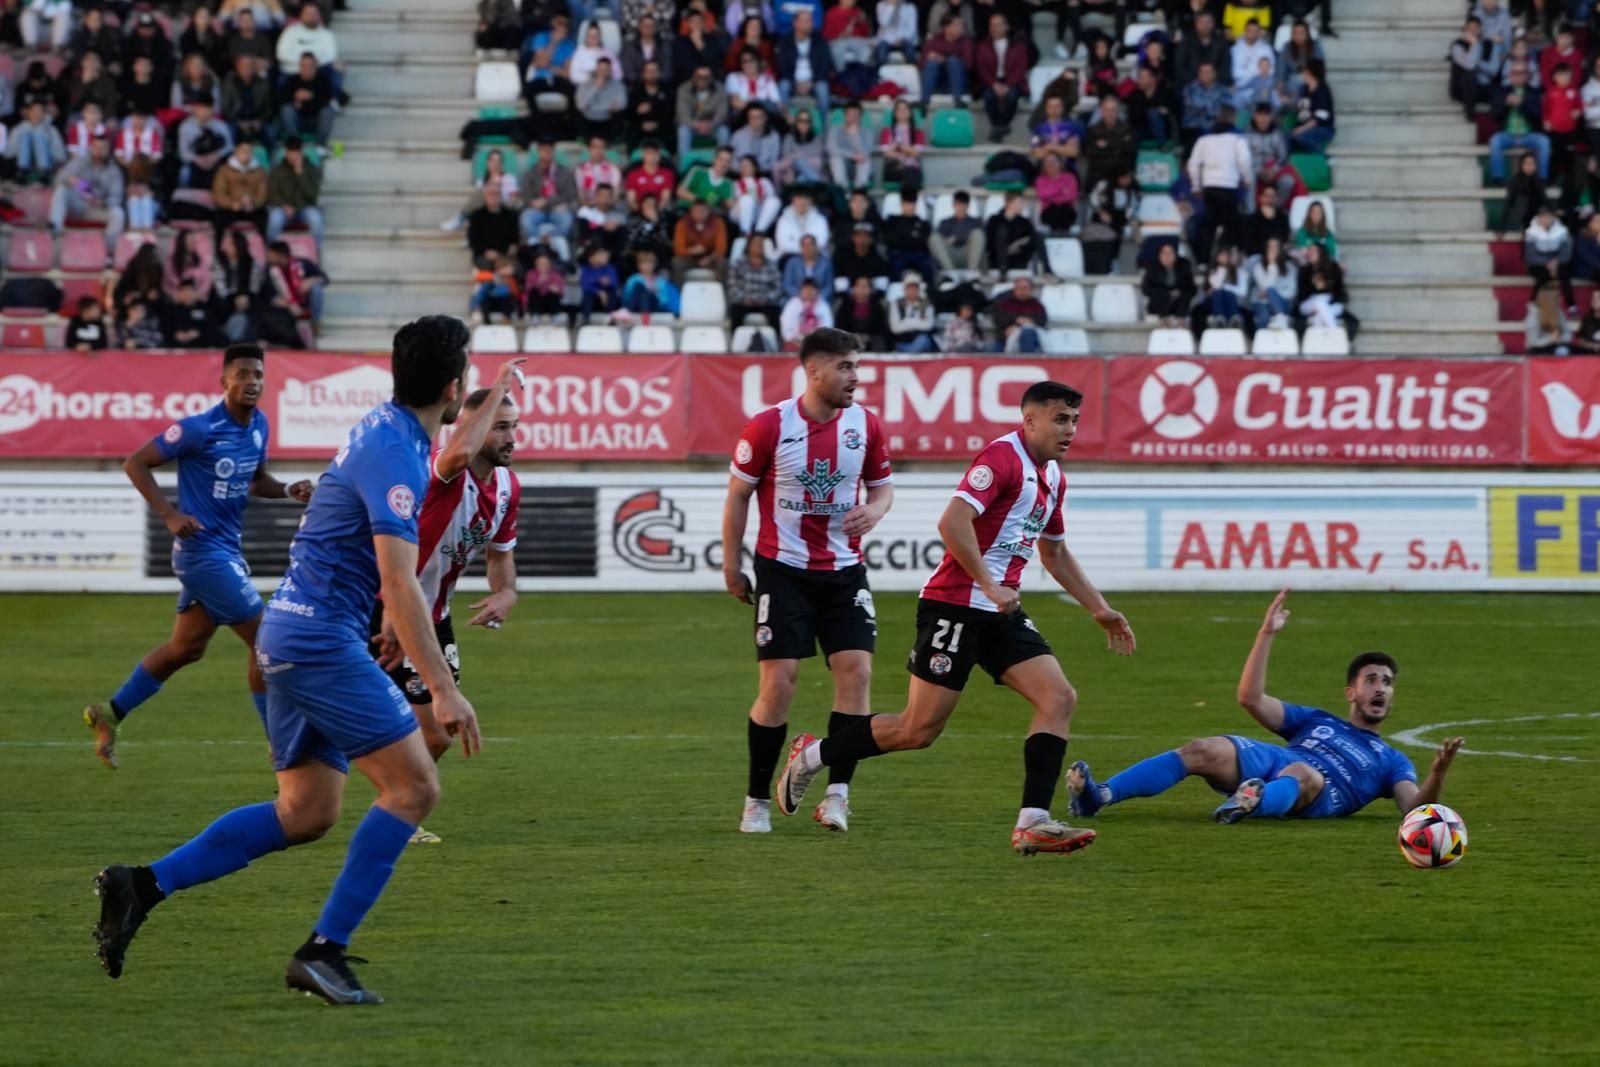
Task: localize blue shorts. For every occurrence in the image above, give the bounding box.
[173,552,264,626]
[1223,736,1344,819]
[257,625,419,774]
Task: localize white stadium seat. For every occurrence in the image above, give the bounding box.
[595,18,622,54]
[471,324,518,353]
[575,324,624,352]
[523,324,572,352]
[1301,326,1351,355]
[731,325,779,352]
[929,191,957,225]
[1147,327,1196,355]
[1028,64,1065,102]
[679,281,728,323]
[1090,282,1140,323]
[1288,193,1336,235]
[626,324,677,352]
[1045,237,1084,278]
[1123,21,1166,51]
[1040,283,1087,323]
[475,62,520,102]
[881,191,932,220]
[878,64,921,99]
[1043,327,1090,354]
[1198,327,1248,355]
[1136,194,1182,234]
[679,325,729,352]
[1251,327,1300,355]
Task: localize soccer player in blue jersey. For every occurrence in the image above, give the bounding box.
[1068,588,1464,823]
[92,316,482,1006]
[83,343,313,769]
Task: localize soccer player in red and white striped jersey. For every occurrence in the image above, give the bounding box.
[722,327,895,834]
[775,380,1138,855]
[371,359,525,843]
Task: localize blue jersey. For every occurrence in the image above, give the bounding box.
[263,401,431,646]
[1275,704,1417,817]
[153,402,270,560]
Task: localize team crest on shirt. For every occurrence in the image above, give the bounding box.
[735,438,753,465]
[929,653,953,675]
[794,458,846,502]
[1313,725,1336,740]
[967,465,993,491]
[387,484,416,520]
[163,423,183,443]
[214,457,236,478]
[841,428,863,451]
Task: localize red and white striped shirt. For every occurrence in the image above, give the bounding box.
[415,451,521,622]
[920,432,1066,612]
[731,398,893,571]
[115,122,165,163]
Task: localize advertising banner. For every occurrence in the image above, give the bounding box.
[1105,357,1524,465]
[1525,357,1600,466]
[1487,487,1600,579]
[686,355,1107,460]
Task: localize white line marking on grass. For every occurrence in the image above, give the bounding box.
[0,736,524,749]
[1392,711,1600,763]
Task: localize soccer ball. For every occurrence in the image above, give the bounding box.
[1398,804,1468,869]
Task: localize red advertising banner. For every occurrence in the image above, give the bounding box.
[1526,357,1600,465]
[0,352,691,461]
[1105,357,1525,465]
[686,354,1107,460]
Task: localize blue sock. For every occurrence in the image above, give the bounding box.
[250,691,268,731]
[313,806,415,946]
[1252,776,1301,818]
[1105,751,1188,805]
[150,801,288,896]
[110,664,163,721]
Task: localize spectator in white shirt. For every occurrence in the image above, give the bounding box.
[775,190,831,256]
[1583,55,1600,159]
[570,21,622,84]
[1187,104,1253,260]
[574,135,622,206]
[1230,20,1274,88]
[875,0,919,64]
[275,5,346,105]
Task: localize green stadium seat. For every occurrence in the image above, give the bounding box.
[930,109,974,148]
[1292,152,1331,192]
[1483,196,1505,231]
[981,152,1028,192]
[1136,148,1180,192]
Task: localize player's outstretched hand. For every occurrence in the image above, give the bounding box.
[434,689,482,758]
[1432,736,1464,776]
[841,504,885,537]
[989,586,1021,614]
[1261,587,1291,634]
[1094,607,1136,655]
[725,570,754,604]
[287,479,314,504]
[496,357,528,390]
[467,590,516,629]
[165,511,203,538]
[370,613,404,670]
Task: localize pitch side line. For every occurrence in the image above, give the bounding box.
[1391,712,1600,763]
[0,732,1142,749]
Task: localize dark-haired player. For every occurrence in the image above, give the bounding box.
[370,364,525,845]
[92,316,482,1005]
[775,381,1136,855]
[1068,588,1464,822]
[723,326,894,834]
[83,343,312,769]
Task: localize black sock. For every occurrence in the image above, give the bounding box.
[1021,733,1069,811]
[819,715,882,766]
[747,719,787,800]
[295,932,348,961]
[130,865,165,910]
[827,711,864,786]
[108,700,127,723]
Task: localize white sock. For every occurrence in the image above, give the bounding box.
[1016,806,1051,830]
[800,740,824,772]
[746,795,770,807]
[825,783,849,800]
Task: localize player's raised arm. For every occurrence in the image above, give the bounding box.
[122,440,201,538]
[1037,538,1135,655]
[938,497,1019,613]
[433,358,525,483]
[1237,588,1291,732]
[1393,737,1464,812]
[374,534,481,757]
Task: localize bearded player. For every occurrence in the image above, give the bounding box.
[775,380,1136,855]
[83,343,313,769]
[370,361,525,844]
[723,327,894,834]
[1067,588,1465,823]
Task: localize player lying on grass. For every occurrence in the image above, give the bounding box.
[1068,588,1464,823]
[774,380,1137,856]
[370,362,525,845]
[84,344,313,769]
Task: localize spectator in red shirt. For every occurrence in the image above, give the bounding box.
[1539,24,1582,89]
[623,140,676,212]
[976,13,1029,142]
[920,14,973,108]
[1544,63,1583,183]
[824,0,875,67]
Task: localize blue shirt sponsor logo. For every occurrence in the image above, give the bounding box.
[1276,704,1418,817]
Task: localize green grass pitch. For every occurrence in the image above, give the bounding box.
[1,590,1596,1065]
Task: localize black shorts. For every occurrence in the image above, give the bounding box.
[907,598,1053,691]
[752,555,877,662]
[368,603,461,706]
